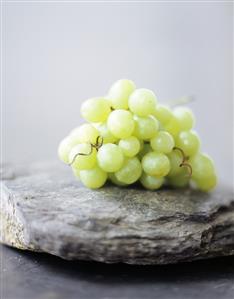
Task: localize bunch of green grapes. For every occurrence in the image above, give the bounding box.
[58,79,217,192]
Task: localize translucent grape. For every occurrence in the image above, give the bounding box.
[173,107,195,130]
[108,79,136,109]
[97,143,124,172]
[69,124,99,144]
[167,150,183,177]
[138,143,152,160]
[142,152,170,177]
[168,168,190,188]
[69,143,97,170]
[163,116,181,138]
[176,130,200,157]
[97,122,118,144]
[118,136,141,157]
[133,115,158,140]
[108,173,127,186]
[153,104,173,125]
[129,88,157,117]
[115,157,142,184]
[58,136,78,164]
[140,173,164,190]
[150,131,174,154]
[81,97,111,122]
[107,110,135,139]
[79,166,107,189]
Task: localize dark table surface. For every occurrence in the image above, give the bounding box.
[1,244,234,299]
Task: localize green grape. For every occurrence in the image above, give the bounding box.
[138,143,152,160]
[79,166,107,189]
[173,107,195,130]
[108,173,127,186]
[115,157,142,184]
[97,122,118,144]
[107,110,135,139]
[108,79,136,109]
[69,143,97,170]
[190,152,217,191]
[163,116,181,138]
[142,152,170,177]
[81,97,111,123]
[150,131,174,154]
[97,143,124,172]
[167,150,183,177]
[72,166,80,178]
[69,124,99,144]
[119,136,141,157]
[176,130,200,157]
[168,168,190,188]
[129,88,157,117]
[153,104,173,125]
[133,115,158,140]
[140,172,164,190]
[58,136,79,164]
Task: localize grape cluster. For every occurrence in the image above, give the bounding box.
[58,79,217,191]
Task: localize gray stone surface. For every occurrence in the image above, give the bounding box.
[1,161,234,265]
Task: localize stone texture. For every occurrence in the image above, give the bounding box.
[0,161,234,264]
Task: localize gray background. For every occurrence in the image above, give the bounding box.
[2,2,233,185]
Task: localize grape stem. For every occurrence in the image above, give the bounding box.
[173,146,192,177]
[68,136,103,166]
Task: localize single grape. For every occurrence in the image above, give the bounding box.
[97,143,124,172]
[138,143,152,160]
[167,168,190,188]
[142,152,170,177]
[115,157,142,184]
[167,150,183,177]
[118,136,141,157]
[69,143,97,170]
[69,124,99,144]
[97,122,118,144]
[71,166,80,178]
[108,79,136,109]
[140,173,164,190]
[107,109,135,139]
[58,136,78,164]
[150,131,174,154]
[108,173,128,186]
[81,97,111,123]
[153,104,173,125]
[129,88,157,117]
[163,116,181,138]
[133,115,158,140]
[176,130,200,157]
[79,166,107,189]
[193,175,217,192]
[173,107,195,130]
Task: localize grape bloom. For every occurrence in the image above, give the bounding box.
[58,79,217,191]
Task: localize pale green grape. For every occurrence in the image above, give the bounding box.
[108,79,136,109]
[97,143,124,172]
[115,157,142,184]
[72,166,80,178]
[142,152,170,177]
[108,173,127,186]
[140,173,164,190]
[167,150,183,177]
[153,104,173,125]
[81,97,111,122]
[176,130,200,157]
[97,123,118,144]
[150,131,174,154]
[190,152,217,191]
[69,143,97,170]
[163,116,181,138]
[168,168,190,188]
[79,166,107,189]
[173,107,195,130]
[129,88,157,117]
[107,110,135,139]
[69,124,99,144]
[133,115,158,140]
[119,136,140,157]
[138,143,152,160]
[58,136,79,164]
